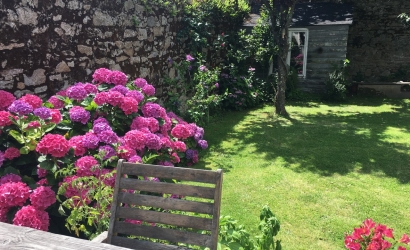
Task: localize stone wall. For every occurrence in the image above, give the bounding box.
[0,0,183,98]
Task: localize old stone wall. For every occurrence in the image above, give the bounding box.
[347,0,410,81]
[0,0,183,98]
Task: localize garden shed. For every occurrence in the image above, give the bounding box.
[245,2,353,92]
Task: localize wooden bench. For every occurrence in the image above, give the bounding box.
[94,160,223,250]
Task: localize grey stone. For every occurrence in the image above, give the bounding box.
[53,15,62,21]
[139,67,150,78]
[148,52,158,58]
[147,16,157,27]
[55,61,71,73]
[55,0,65,7]
[1,60,7,68]
[34,85,48,94]
[23,69,46,86]
[14,90,34,98]
[0,81,13,89]
[93,10,115,26]
[67,0,80,10]
[32,25,49,35]
[138,29,147,40]
[0,68,23,77]
[116,56,128,62]
[124,29,137,38]
[77,45,93,55]
[124,0,134,11]
[16,7,38,26]
[49,74,63,81]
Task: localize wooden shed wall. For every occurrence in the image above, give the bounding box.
[299,25,350,91]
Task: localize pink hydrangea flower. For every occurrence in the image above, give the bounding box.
[131,116,147,130]
[13,205,49,231]
[68,135,87,156]
[134,78,147,88]
[94,92,109,106]
[117,145,136,160]
[27,121,41,129]
[0,181,30,208]
[75,156,99,177]
[173,141,187,152]
[186,54,195,62]
[124,130,146,151]
[50,109,62,124]
[0,90,16,111]
[19,94,42,109]
[0,173,22,185]
[0,111,13,127]
[37,166,47,178]
[30,186,56,209]
[171,124,194,140]
[36,134,70,158]
[120,97,138,115]
[107,91,124,107]
[126,90,144,103]
[108,70,127,86]
[146,117,159,133]
[170,152,180,163]
[111,85,129,95]
[142,84,155,96]
[128,155,142,163]
[92,68,111,83]
[0,207,8,222]
[4,147,20,160]
[83,83,98,94]
[100,169,116,187]
[47,96,65,109]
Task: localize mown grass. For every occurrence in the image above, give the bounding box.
[197,97,410,249]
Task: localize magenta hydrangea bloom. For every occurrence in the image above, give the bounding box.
[120,97,138,115]
[8,100,33,115]
[98,145,116,160]
[97,130,119,144]
[134,78,147,88]
[126,90,144,103]
[50,109,62,124]
[100,169,116,187]
[0,181,30,208]
[30,186,56,210]
[128,155,142,163]
[199,65,207,72]
[4,147,20,160]
[0,111,13,127]
[20,94,42,109]
[186,54,195,62]
[13,205,49,231]
[94,92,109,106]
[0,207,8,223]
[0,90,16,111]
[68,135,87,156]
[124,130,146,151]
[173,141,187,152]
[69,106,90,124]
[92,68,111,83]
[108,70,128,86]
[141,102,165,118]
[37,166,47,178]
[66,85,88,101]
[0,173,22,185]
[142,84,155,96]
[48,96,65,109]
[160,136,173,148]
[82,132,100,149]
[117,145,136,160]
[130,116,146,130]
[36,134,70,158]
[75,156,99,177]
[107,91,124,107]
[111,85,129,95]
[83,83,98,94]
[145,133,161,150]
[33,107,51,120]
[171,124,195,140]
[93,122,112,135]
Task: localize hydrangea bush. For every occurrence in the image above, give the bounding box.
[0,69,207,238]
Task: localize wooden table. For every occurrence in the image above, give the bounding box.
[0,222,130,250]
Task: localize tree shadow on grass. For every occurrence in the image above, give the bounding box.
[202,99,410,183]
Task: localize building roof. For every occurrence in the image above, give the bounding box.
[243,2,353,27]
[292,2,353,27]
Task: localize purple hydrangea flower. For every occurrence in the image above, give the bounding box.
[98,145,116,160]
[197,140,208,149]
[145,133,161,150]
[141,102,165,118]
[97,130,119,144]
[126,90,144,103]
[128,155,142,163]
[215,83,219,88]
[83,83,98,94]
[199,65,207,72]
[69,106,90,124]
[93,122,112,135]
[82,133,100,149]
[8,100,33,115]
[186,54,195,62]
[66,85,88,101]
[33,107,51,120]
[186,149,195,160]
[93,117,110,126]
[110,85,129,95]
[134,78,147,88]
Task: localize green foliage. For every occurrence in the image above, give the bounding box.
[398,13,410,27]
[323,59,351,101]
[219,205,281,250]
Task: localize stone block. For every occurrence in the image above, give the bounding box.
[24,69,46,86]
[56,61,71,73]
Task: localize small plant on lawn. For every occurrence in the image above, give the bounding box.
[219,205,281,250]
[323,59,351,101]
[345,219,410,250]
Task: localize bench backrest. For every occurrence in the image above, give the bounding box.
[106,159,223,250]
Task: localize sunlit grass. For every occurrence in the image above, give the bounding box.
[199,97,410,249]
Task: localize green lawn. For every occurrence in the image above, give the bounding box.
[198,97,410,249]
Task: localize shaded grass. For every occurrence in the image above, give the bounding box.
[198,97,410,249]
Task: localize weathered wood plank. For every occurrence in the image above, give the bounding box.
[0,222,130,250]
[116,207,213,230]
[111,236,182,250]
[119,178,215,199]
[121,163,217,183]
[113,221,212,247]
[210,169,223,250]
[118,192,214,214]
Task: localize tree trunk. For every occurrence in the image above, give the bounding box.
[275,54,288,115]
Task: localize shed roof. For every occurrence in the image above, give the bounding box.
[292,2,353,27]
[243,2,353,27]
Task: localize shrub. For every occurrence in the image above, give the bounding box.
[0,68,207,238]
[323,59,351,101]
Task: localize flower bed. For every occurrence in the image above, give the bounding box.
[0,68,207,238]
